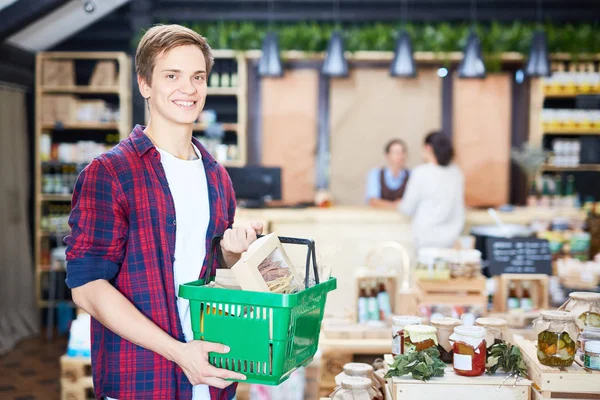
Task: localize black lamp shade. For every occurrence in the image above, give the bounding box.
[525,31,551,77]
[458,31,486,79]
[390,31,417,77]
[258,32,283,77]
[321,31,348,78]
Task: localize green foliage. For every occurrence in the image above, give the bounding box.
[384,347,446,382]
[486,342,528,378]
[132,21,600,62]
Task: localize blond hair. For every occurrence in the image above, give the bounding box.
[135,24,214,86]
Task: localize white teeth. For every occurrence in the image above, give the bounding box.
[174,101,194,107]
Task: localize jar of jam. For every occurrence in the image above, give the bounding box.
[334,363,384,399]
[404,325,437,354]
[431,317,461,363]
[558,292,600,328]
[475,317,508,348]
[391,316,422,357]
[330,377,380,400]
[533,310,582,367]
[449,325,486,377]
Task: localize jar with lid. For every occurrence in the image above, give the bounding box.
[449,325,487,377]
[475,317,508,348]
[335,363,384,400]
[449,249,482,278]
[330,376,379,400]
[533,310,583,367]
[558,292,600,328]
[391,316,422,357]
[430,317,461,363]
[583,341,600,371]
[404,325,437,354]
[578,326,600,361]
[415,248,450,280]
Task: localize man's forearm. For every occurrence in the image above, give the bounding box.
[369,198,398,209]
[72,280,183,362]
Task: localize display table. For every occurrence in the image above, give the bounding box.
[234,206,584,316]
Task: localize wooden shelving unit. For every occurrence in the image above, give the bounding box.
[35,51,132,308]
[543,127,600,135]
[540,164,600,172]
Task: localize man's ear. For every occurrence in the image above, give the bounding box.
[137,76,151,99]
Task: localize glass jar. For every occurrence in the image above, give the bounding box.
[335,363,384,399]
[449,325,487,377]
[475,317,508,348]
[404,325,438,354]
[533,310,582,367]
[558,292,600,328]
[431,317,461,363]
[391,316,422,357]
[584,341,600,371]
[578,326,600,361]
[415,248,450,280]
[449,249,482,278]
[330,376,380,400]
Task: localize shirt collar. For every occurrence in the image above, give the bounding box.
[130,124,218,171]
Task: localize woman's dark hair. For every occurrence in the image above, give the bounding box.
[424,131,454,166]
[384,138,407,154]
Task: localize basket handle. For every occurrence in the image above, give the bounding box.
[205,234,319,290]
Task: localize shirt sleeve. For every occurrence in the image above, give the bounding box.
[398,168,419,216]
[365,168,381,202]
[225,171,236,229]
[64,159,129,289]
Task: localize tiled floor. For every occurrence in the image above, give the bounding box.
[0,335,67,400]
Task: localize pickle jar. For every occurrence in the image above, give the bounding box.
[404,325,438,354]
[334,363,384,399]
[330,377,380,400]
[558,292,600,328]
[578,326,600,361]
[475,317,508,348]
[533,310,583,367]
[431,317,461,363]
[449,325,487,377]
[391,315,422,357]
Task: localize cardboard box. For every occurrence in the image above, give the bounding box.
[43,60,75,86]
[89,60,117,87]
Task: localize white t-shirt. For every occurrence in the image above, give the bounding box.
[398,163,465,249]
[107,144,210,400]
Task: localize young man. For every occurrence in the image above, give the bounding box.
[365,138,410,209]
[65,24,261,400]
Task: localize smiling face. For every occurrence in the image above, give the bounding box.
[386,142,407,170]
[138,44,208,126]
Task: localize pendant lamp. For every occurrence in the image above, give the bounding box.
[390,31,417,77]
[526,0,551,77]
[322,31,348,78]
[258,31,283,77]
[458,31,486,79]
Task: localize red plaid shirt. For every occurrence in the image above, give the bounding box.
[65,125,237,400]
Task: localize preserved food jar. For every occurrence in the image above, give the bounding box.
[449,325,486,377]
[431,317,461,363]
[558,292,600,328]
[583,341,600,371]
[330,376,380,400]
[475,317,508,348]
[404,325,437,354]
[391,316,422,357]
[335,363,384,400]
[533,310,582,367]
[578,326,600,361]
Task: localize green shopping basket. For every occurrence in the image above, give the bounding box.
[178,234,336,386]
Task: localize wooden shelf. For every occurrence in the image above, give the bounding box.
[543,127,600,135]
[207,87,239,96]
[541,164,600,172]
[41,85,120,94]
[40,194,73,202]
[544,91,600,98]
[193,122,238,131]
[42,122,119,130]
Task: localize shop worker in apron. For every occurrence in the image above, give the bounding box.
[64,24,262,400]
[366,139,411,209]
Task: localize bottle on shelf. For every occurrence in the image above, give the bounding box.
[527,180,539,207]
[357,284,368,324]
[520,282,534,311]
[507,282,520,310]
[367,283,380,321]
[563,175,576,208]
[539,178,551,207]
[552,175,563,208]
[230,61,238,87]
[209,61,220,87]
[376,280,392,321]
[220,61,231,87]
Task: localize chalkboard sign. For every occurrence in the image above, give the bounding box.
[487,238,553,276]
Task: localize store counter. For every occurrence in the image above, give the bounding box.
[233,206,585,316]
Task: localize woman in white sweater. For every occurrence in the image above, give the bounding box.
[398,131,465,249]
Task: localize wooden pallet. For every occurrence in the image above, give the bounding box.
[60,355,94,400]
[493,274,549,313]
[416,277,487,307]
[384,355,531,400]
[514,337,600,399]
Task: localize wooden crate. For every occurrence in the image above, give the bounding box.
[514,337,600,399]
[493,274,549,313]
[60,355,94,400]
[416,276,487,307]
[489,310,542,328]
[383,355,531,400]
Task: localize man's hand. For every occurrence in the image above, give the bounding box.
[173,340,246,389]
[220,222,263,267]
